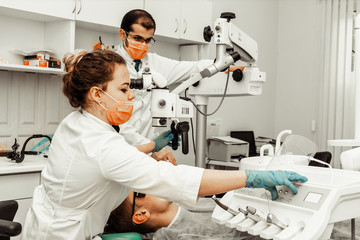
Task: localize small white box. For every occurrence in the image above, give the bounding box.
[208,136,249,162]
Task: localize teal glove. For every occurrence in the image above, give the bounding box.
[153,130,174,152]
[245,170,308,200]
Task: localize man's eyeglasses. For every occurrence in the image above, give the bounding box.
[131,191,146,225]
[125,31,156,46]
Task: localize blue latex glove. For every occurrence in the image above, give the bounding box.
[153,130,174,152]
[245,170,308,200]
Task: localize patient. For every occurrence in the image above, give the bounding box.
[105,191,262,240]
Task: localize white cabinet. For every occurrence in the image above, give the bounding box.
[0,173,37,240]
[180,0,212,43]
[73,0,144,51]
[0,156,46,240]
[0,12,74,70]
[75,0,144,29]
[0,0,75,20]
[0,0,76,71]
[0,0,145,28]
[144,0,212,43]
[0,164,44,240]
[0,70,72,151]
[0,0,146,72]
[144,0,181,39]
[0,0,209,72]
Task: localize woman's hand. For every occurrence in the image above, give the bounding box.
[151,149,177,166]
[245,170,308,200]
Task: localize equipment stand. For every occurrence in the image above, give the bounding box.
[194,96,209,168]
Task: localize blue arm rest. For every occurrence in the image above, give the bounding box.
[101,232,143,240]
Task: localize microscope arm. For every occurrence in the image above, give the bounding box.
[171,50,240,95]
[172,15,257,95]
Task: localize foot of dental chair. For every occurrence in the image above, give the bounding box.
[101,232,143,240]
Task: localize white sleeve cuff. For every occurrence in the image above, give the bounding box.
[173,165,204,209]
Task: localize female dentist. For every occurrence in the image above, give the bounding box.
[22,49,307,240]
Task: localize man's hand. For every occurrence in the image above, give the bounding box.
[151,149,177,166]
[224,65,245,73]
[153,130,174,152]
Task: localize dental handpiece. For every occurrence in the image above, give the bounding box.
[266,213,288,229]
[246,206,267,222]
[211,195,240,216]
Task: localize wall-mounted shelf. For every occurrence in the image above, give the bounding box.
[0,64,64,75]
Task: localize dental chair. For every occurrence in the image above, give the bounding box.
[0,200,22,240]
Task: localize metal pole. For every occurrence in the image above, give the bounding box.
[195,105,207,168]
[351,218,355,240]
[193,93,210,168]
[354,14,360,139]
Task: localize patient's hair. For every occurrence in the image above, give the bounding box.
[105,197,154,234]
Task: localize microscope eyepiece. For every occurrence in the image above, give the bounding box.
[130,78,144,90]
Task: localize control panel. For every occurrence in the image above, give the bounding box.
[212,165,360,240]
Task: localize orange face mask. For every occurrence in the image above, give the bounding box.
[125,39,149,60]
[98,89,134,125]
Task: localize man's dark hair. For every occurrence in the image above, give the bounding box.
[105,197,154,234]
[121,9,156,33]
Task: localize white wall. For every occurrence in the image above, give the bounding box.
[275,0,323,142]
[208,0,323,143]
[208,0,279,139]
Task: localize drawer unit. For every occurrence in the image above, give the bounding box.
[0,173,40,201]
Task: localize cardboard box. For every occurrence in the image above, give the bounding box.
[208,136,249,162]
[48,60,61,68]
[24,59,48,67]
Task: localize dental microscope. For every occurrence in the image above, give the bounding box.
[130,12,266,163]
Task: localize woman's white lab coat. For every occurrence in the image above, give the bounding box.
[116,45,213,146]
[22,110,204,240]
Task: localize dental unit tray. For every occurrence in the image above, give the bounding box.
[211,165,360,240]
